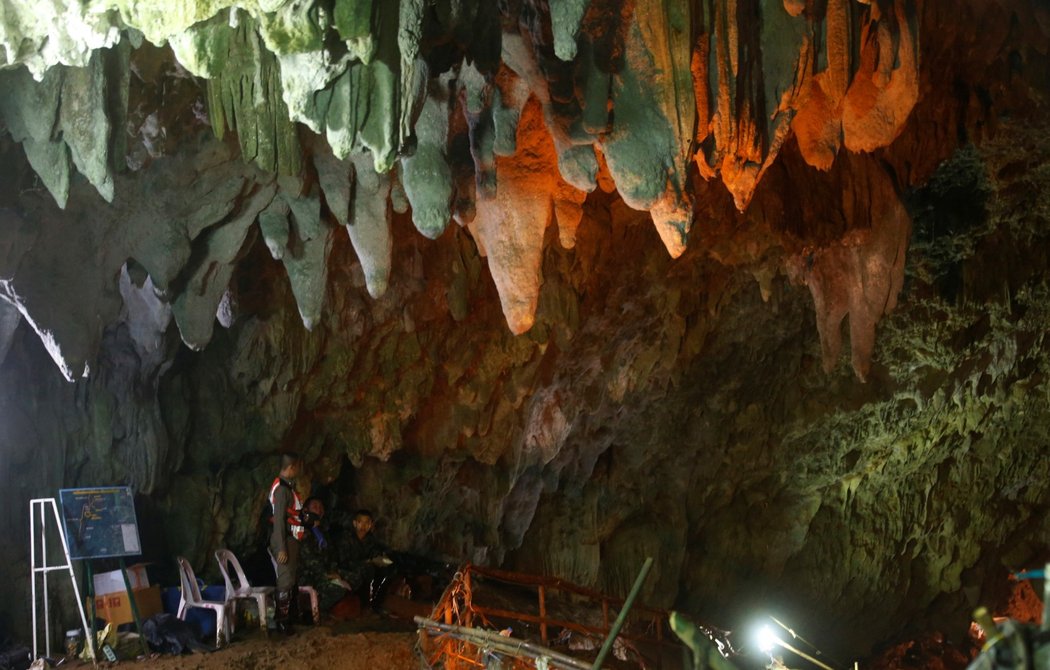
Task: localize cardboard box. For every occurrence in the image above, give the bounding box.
[93,564,149,595]
[89,585,162,626]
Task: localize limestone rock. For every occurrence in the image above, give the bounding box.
[549,0,590,61]
[599,0,695,256]
[275,50,353,134]
[333,0,377,63]
[459,59,497,199]
[256,0,325,54]
[258,197,291,260]
[323,65,362,160]
[0,45,129,208]
[697,0,806,210]
[59,49,116,202]
[790,0,849,170]
[313,141,351,225]
[1,5,1049,662]
[499,30,596,194]
[0,299,22,369]
[173,180,276,350]
[397,0,427,150]
[785,156,910,381]
[841,1,920,153]
[472,98,576,334]
[400,73,455,239]
[122,142,259,296]
[353,0,401,172]
[282,222,334,330]
[118,263,171,358]
[284,184,333,329]
[346,151,393,299]
[0,0,122,77]
[174,11,302,176]
[0,194,122,380]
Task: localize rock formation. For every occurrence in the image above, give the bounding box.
[0,0,1048,661]
[0,0,930,380]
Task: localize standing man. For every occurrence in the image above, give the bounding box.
[269,452,304,634]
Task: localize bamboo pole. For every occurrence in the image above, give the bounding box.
[467,603,674,646]
[468,564,666,617]
[591,557,654,670]
[1043,562,1050,632]
[415,616,593,670]
[539,585,548,645]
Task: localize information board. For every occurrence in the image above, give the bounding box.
[58,487,142,560]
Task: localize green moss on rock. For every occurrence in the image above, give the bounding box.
[174,11,302,176]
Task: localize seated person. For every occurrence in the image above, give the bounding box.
[297,497,356,614]
[336,508,394,610]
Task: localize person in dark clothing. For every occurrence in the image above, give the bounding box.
[268,452,304,634]
[336,509,393,609]
[297,497,355,613]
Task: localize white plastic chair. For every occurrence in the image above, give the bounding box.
[175,556,232,647]
[267,548,320,624]
[214,549,273,634]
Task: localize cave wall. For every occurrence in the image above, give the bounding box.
[4,120,1050,654]
[0,0,1049,659]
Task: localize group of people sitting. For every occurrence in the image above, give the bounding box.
[300,498,394,612]
[266,452,399,634]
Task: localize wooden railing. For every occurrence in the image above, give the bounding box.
[418,564,685,670]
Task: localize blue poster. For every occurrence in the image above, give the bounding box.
[58,487,142,560]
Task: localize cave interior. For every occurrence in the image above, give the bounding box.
[2,0,1050,666]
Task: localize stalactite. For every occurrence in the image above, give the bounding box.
[0,0,931,379]
[174,11,302,176]
[60,49,116,202]
[0,66,71,208]
[841,0,920,153]
[258,197,292,260]
[347,151,394,299]
[473,98,561,334]
[398,0,427,151]
[172,181,277,350]
[549,0,591,60]
[599,0,696,257]
[334,0,378,63]
[401,73,455,239]
[354,0,401,172]
[282,185,335,330]
[461,59,497,198]
[785,156,911,381]
[790,0,848,170]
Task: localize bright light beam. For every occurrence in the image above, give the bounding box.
[755,624,837,670]
[770,615,843,668]
[757,625,778,654]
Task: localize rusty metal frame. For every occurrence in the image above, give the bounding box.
[418,564,684,669]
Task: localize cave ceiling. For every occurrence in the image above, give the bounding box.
[0,0,944,382]
[2,0,1050,658]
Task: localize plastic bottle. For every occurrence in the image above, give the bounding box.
[64,629,82,659]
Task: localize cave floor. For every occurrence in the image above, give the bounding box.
[78,622,420,670]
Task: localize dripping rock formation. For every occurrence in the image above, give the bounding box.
[0,0,1048,662]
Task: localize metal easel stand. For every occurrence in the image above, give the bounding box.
[29,498,96,665]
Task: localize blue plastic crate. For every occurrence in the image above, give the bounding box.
[160,585,226,640]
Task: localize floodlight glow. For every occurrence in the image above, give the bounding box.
[757,625,778,654]
[755,619,838,670]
